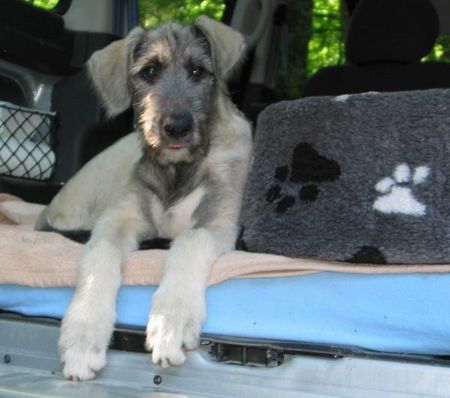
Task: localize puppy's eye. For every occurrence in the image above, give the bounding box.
[190,66,205,80]
[142,64,160,82]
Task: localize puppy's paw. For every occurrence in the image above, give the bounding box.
[59,320,109,381]
[145,290,204,368]
[60,342,106,381]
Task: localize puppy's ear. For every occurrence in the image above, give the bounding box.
[87,27,145,118]
[194,16,246,79]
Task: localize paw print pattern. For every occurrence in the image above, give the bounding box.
[373,163,430,216]
[266,143,341,214]
[345,245,387,264]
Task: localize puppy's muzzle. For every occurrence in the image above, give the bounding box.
[162,112,193,141]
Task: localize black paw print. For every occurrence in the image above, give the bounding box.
[266,143,341,214]
[345,246,387,264]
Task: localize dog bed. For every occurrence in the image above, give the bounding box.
[240,88,450,264]
[2,274,450,356]
[1,193,450,356]
[2,88,450,356]
[1,194,450,288]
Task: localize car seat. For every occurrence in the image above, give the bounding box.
[303,0,450,97]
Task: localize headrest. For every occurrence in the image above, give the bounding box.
[346,0,439,65]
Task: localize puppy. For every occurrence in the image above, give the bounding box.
[36,16,252,380]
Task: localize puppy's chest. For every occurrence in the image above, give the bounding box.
[149,185,206,238]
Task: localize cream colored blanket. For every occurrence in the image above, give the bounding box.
[1,194,450,288]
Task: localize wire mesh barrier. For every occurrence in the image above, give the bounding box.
[0,102,56,181]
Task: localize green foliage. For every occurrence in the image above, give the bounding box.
[284,0,347,98]
[306,0,346,78]
[139,0,225,29]
[288,0,450,97]
[26,0,450,97]
[24,0,60,11]
[424,35,450,63]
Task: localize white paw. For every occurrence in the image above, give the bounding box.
[373,163,430,216]
[145,289,205,368]
[59,318,110,381]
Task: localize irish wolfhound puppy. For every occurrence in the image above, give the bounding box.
[36,16,252,380]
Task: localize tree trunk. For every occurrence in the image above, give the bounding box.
[287,0,313,98]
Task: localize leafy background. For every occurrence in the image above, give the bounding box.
[24,0,60,10]
[139,0,225,28]
[26,0,450,98]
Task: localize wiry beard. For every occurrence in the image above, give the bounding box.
[136,94,161,150]
[141,125,161,151]
[133,94,212,165]
[137,121,208,166]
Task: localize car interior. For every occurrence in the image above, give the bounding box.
[1,0,449,199]
[1,0,450,396]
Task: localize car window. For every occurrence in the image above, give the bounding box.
[307,0,347,83]
[424,34,450,62]
[279,0,450,99]
[24,0,68,12]
[139,0,226,29]
[277,0,348,99]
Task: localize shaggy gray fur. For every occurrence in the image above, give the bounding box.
[240,89,450,264]
[34,17,252,379]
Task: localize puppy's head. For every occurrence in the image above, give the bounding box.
[88,17,245,164]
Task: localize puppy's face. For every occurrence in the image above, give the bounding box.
[129,24,216,163]
[88,17,246,162]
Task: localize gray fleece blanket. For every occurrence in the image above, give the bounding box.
[240,89,450,264]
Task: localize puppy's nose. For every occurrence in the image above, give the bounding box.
[163,112,193,138]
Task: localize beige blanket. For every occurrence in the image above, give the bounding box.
[1,194,450,288]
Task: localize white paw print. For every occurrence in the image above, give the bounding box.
[373,163,430,216]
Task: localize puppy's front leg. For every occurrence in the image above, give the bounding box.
[146,227,233,367]
[59,195,149,381]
